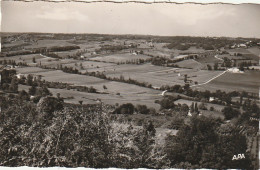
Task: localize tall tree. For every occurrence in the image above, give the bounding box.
[9,76,18,92]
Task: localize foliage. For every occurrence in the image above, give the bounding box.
[165,115,252,169]
[113,103,135,114]
[135,105,150,114]
[222,106,240,120]
[159,96,179,110]
[37,96,64,115]
[0,96,166,168]
[169,115,184,130]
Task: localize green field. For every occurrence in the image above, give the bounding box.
[194,71,260,93]
[73,62,222,87]
[175,59,204,69]
[174,99,225,119]
[89,53,151,63]
[24,39,75,49]
[17,68,164,110]
[0,54,45,65]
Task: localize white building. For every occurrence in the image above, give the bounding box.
[209,97,215,102]
[16,73,24,79]
[227,67,244,73]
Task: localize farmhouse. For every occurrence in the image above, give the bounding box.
[175,54,198,60]
[227,67,244,73]
[16,73,24,79]
[209,97,215,102]
[0,65,15,70]
[175,55,189,60]
[239,44,247,48]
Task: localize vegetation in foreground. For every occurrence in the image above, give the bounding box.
[0,93,258,169]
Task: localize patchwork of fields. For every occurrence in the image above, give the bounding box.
[17,67,164,110]
[2,36,259,110]
[64,62,223,87]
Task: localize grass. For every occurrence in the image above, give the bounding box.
[89,53,151,63]
[246,47,260,56]
[175,59,204,69]
[17,68,164,110]
[0,54,44,64]
[82,62,222,87]
[16,67,52,74]
[195,71,260,93]
[62,60,117,72]
[24,39,74,49]
[174,99,225,112]
[195,55,220,66]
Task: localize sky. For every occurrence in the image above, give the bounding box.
[1,2,260,38]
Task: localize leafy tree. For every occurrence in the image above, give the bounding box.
[32,57,36,63]
[18,90,30,101]
[136,105,149,114]
[103,85,107,90]
[37,96,64,118]
[190,102,195,113]
[184,74,187,83]
[114,103,135,114]
[169,115,184,130]
[78,100,83,105]
[214,63,218,70]
[222,106,240,120]
[198,102,207,110]
[160,97,175,110]
[143,121,156,137]
[194,102,199,113]
[165,116,219,166]
[207,64,212,70]
[35,86,52,97]
[29,85,36,96]
[0,69,16,84]
[165,115,252,169]
[26,74,33,86]
[181,104,189,112]
[9,76,18,92]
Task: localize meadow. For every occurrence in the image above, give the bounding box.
[89,53,151,63]
[193,71,260,93]
[175,59,204,69]
[17,67,164,110]
[103,64,222,87]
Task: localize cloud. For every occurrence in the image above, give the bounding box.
[36,7,89,21]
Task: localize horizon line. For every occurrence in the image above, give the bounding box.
[1,31,260,39]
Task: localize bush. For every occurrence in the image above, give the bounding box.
[136,105,149,114]
[198,102,207,110]
[222,106,240,120]
[37,96,64,117]
[159,96,177,110]
[169,117,184,130]
[114,103,135,114]
[149,107,157,115]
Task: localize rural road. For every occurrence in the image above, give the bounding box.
[40,53,53,59]
[147,67,179,74]
[190,70,227,87]
[214,55,224,61]
[190,55,226,87]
